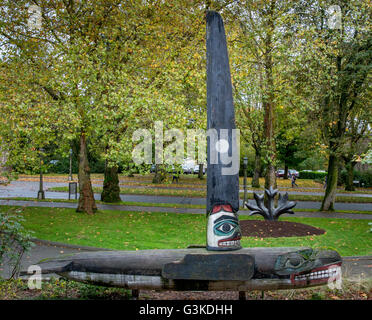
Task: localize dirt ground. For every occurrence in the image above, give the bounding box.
[240,220,326,238]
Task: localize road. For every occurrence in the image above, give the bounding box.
[0,180,371,212]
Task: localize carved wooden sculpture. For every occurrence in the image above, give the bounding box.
[206,10,241,251]
[31,247,342,291]
[22,11,342,293]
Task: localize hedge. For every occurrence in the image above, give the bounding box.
[299,171,328,180]
[340,169,372,188]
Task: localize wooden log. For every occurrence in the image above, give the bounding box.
[31,247,342,291]
[36,247,308,276]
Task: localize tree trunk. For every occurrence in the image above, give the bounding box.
[283,164,289,180]
[152,164,166,184]
[345,161,356,191]
[77,133,97,214]
[198,164,204,179]
[251,150,261,188]
[321,154,338,211]
[101,165,121,203]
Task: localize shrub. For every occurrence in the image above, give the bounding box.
[299,171,327,180]
[340,169,372,188]
[0,210,34,279]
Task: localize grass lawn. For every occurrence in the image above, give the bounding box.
[47,185,372,203]
[3,206,371,256]
[15,174,372,192]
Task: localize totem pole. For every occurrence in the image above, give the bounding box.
[206,11,242,251]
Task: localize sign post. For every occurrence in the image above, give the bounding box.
[68,182,77,200]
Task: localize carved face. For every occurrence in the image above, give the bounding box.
[274,249,342,286]
[207,204,242,251]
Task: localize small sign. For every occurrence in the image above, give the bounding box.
[68,182,78,200]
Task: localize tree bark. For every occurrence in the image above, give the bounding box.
[284,164,289,180]
[77,133,97,214]
[152,164,167,184]
[101,165,121,203]
[251,150,261,188]
[321,154,339,211]
[198,164,204,179]
[344,160,356,191]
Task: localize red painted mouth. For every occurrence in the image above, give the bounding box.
[290,263,342,285]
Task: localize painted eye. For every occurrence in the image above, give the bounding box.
[285,255,305,268]
[214,220,238,236]
[219,223,233,233]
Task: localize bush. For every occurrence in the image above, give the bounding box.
[0,210,34,279]
[340,169,372,188]
[48,157,105,174]
[299,171,328,180]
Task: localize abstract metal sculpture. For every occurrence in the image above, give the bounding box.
[245,187,297,221]
[206,10,241,251]
[22,11,342,294]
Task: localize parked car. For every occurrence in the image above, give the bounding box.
[193,164,207,175]
[276,169,285,178]
[276,169,299,178]
[182,158,197,174]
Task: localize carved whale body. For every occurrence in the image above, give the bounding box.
[33,247,342,291]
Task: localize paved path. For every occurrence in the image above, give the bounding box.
[0,180,371,212]
[0,242,89,280]
[1,190,372,212]
[1,199,371,220]
[1,241,371,281]
[1,180,372,198]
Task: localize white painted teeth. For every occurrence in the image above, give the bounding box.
[219,240,240,247]
[294,267,341,281]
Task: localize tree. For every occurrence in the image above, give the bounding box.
[227,0,301,194]
[292,0,371,210]
[0,1,208,210]
[341,107,371,191]
[234,76,265,188]
[0,1,158,213]
[275,101,310,179]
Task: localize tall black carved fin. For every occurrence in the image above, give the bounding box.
[206,10,239,214]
